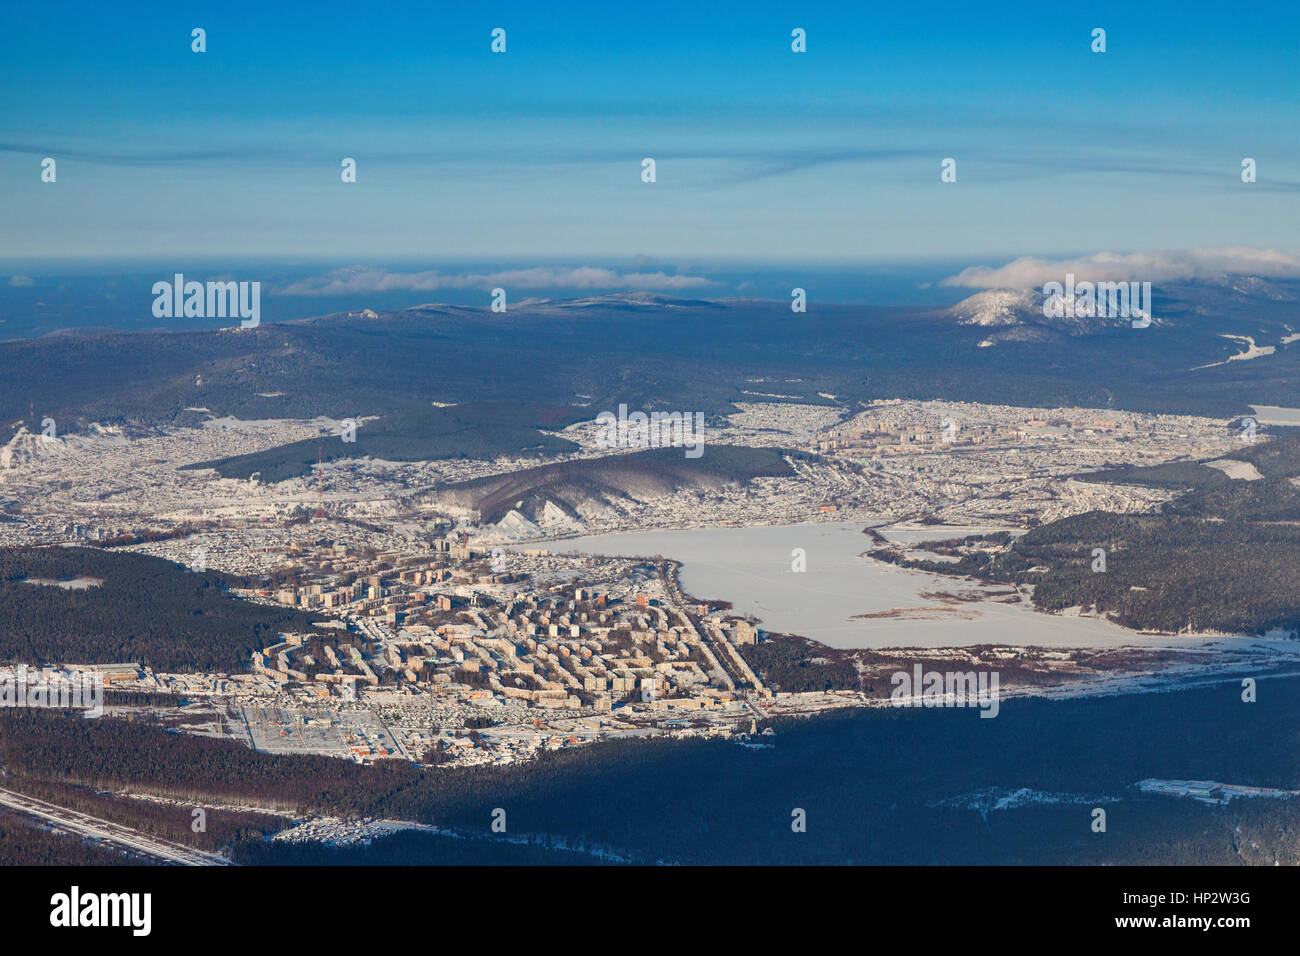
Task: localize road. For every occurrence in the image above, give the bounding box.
[0,786,233,866]
[658,560,767,694]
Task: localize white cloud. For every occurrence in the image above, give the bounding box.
[7,275,34,287]
[279,266,713,296]
[943,248,1300,289]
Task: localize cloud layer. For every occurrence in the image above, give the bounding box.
[278,266,714,296]
[943,248,1300,289]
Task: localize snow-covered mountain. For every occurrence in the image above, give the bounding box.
[945,287,1158,344]
[946,288,1042,327]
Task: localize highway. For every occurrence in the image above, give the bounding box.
[0,786,234,866]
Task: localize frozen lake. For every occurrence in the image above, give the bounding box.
[1250,405,1300,426]
[559,521,1214,650]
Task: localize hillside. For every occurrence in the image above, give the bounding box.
[434,445,797,525]
[185,403,586,482]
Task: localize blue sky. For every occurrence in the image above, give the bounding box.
[1,0,1298,264]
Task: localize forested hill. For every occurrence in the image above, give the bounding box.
[6,286,1300,445]
[184,402,586,482]
[881,434,1300,636]
[0,548,320,671]
[1080,426,1300,493]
